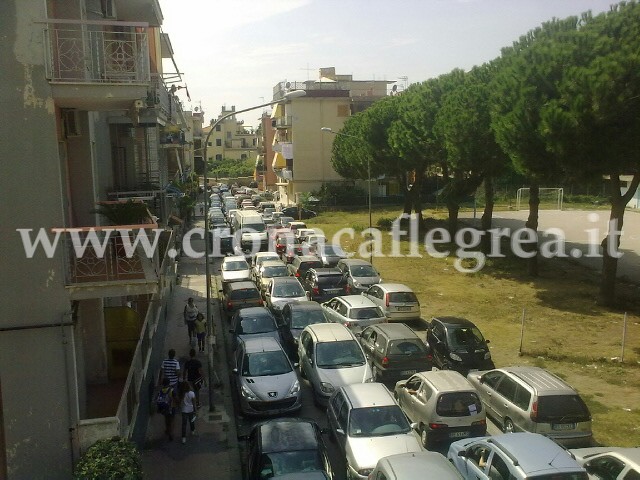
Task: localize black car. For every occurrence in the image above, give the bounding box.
[359,323,432,387]
[426,316,495,374]
[281,206,317,220]
[244,418,333,480]
[228,307,294,355]
[281,301,329,346]
[300,268,348,302]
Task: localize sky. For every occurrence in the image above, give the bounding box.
[159,0,617,127]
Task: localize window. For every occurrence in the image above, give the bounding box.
[215,125,221,131]
[482,371,504,390]
[513,385,531,410]
[496,377,518,402]
[337,402,349,431]
[216,139,222,146]
[487,453,510,480]
[215,154,222,161]
[587,456,625,479]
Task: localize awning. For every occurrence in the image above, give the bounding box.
[270,103,283,119]
[272,152,286,169]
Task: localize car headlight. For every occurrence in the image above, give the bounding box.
[289,380,300,396]
[484,351,492,360]
[319,382,335,394]
[241,385,258,400]
[449,352,463,362]
[353,280,361,287]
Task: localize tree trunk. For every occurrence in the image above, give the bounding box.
[412,173,424,226]
[447,198,460,238]
[481,177,495,254]
[525,182,540,277]
[599,173,640,306]
[400,173,412,215]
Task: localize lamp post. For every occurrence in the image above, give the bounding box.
[321,127,373,265]
[202,90,305,412]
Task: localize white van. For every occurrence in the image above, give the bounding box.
[233,211,267,250]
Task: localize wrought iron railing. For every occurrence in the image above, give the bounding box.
[45,24,150,83]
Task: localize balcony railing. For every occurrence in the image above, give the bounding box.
[45,23,150,84]
[273,116,292,128]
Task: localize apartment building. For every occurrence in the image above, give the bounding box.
[1,1,195,477]
[203,106,258,163]
[268,67,392,205]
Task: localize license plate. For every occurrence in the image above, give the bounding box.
[396,306,413,311]
[552,423,576,430]
[449,431,470,438]
[325,288,341,293]
[401,370,416,376]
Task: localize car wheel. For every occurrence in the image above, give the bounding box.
[503,417,515,433]
[420,425,431,449]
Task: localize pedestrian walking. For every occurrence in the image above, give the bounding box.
[158,349,181,390]
[184,297,199,344]
[195,312,207,352]
[183,348,204,409]
[179,381,197,444]
[156,378,177,441]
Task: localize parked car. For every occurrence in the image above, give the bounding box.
[281,206,317,219]
[321,295,386,336]
[222,281,263,314]
[369,451,463,480]
[264,276,309,317]
[244,418,334,480]
[359,323,432,387]
[220,255,251,283]
[300,268,348,302]
[256,260,291,297]
[250,251,281,282]
[426,317,494,374]
[394,370,486,449]
[295,227,317,240]
[281,301,328,346]
[326,383,423,479]
[232,336,301,416]
[278,216,296,228]
[336,258,381,294]
[466,366,592,446]
[288,255,323,279]
[228,306,290,351]
[570,447,640,480]
[298,323,373,406]
[447,432,588,480]
[315,243,349,267]
[362,284,420,321]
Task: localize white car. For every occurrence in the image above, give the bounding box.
[570,447,640,479]
[220,255,250,283]
[264,276,308,317]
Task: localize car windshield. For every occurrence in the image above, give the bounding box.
[322,246,344,256]
[242,223,265,233]
[436,392,483,417]
[243,351,291,376]
[316,340,365,368]
[350,265,378,277]
[238,315,276,334]
[263,266,290,278]
[273,282,305,298]
[388,339,427,356]
[348,307,383,320]
[388,291,418,303]
[258,451,324,480]
[290,310,326,329]
[348,406,411,437]
[230,288,261,300]
[447,326,486,349]
[223,261,249,271]
[256,255,279,266]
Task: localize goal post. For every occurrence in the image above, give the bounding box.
[516,188,564,211]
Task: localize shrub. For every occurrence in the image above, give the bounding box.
[376,217,394,230]
[74,437,142,480]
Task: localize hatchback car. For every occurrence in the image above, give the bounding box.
[447,432,588,480]
[228,306,291,351]
[369,451,463,480]
[359,323,432,387]
[251,251,281,282]
[426,317,494,374]
[321,296,387,335]
[221,281,263,314]
[265,277,309,317]
[298,323,373,406]
[466,366,592,446]
[301,268,348,302]
[220,255,251,283]
[288,255,323,279]
[362,284,420,321]
[336,259,382,294]
[281,301,328,345]
[233,337,301,416]
[570,447,640,480]
[256,260,291,297]
[394,370,486,448]
[315,243,349,267]
[326,383,423,479]
[244,418,334,480]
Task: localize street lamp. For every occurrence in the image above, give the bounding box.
[202,90,305,411]
[321,127,373,265]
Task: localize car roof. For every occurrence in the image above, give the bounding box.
[367,323,419,340]
[287,300,323,311]
[309,268,342,276]
[417,370,475,392]
[255,252,280,259]
[432,316,478,328]
[271,277,301,285]
[305,323,355,342]
[335,295,378,308]
[223,255,248,263]
[236,306,274,318]
[241,336,283,353]
[226,281,258,291]
[337,258,371,267]
[379,452,462,479]
[261,260,287,267]
[341,383,395,408]
[294,255,322,263]
[500,366,577,395]
[375,283,414,292]
[258,418,320,453]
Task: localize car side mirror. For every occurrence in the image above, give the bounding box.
[232,368,238,374]
[458,450,467,458]
[410,422,418,430]
[293,362,299,368]
[309,358,314,366]
[336,428,345,436]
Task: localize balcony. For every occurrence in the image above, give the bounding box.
[273,116,292,128]
[45,22,150,110]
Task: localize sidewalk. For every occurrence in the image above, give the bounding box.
[139,216,242,480]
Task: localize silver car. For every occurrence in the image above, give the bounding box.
[256,260,290,297]
[570,447,640,479]
[264,276,309,317]
[233,336,301,416]
[336,258,382,293]
[315,243,349,267]
[362,283,420,321]
[370,451,463,480]
[321,295,386,335]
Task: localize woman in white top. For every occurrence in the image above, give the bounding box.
[179,381,197,444]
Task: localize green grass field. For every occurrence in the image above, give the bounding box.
[307,206,640,447]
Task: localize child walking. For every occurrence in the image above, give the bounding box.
[179,381,197,444]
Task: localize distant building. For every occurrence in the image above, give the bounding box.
[203,106,258,163]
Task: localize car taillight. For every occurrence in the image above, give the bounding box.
[472,419,486,426]
[381,356,389,366]
[344,322,350,328]
[312,287,319,295]
[530,398,538,421]
[226,301,233,310]
[258,298,263,306]
[345,285,351,294]
[385,293,390,307]
[295,272,300,277]
[429,423,448,429]
[427,353,433,361]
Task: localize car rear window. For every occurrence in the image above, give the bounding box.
[317,275,344,286]
[230,288,261,300]
[388,339,427,356]
[388,292,418,303]
[537,395,591,422]
[436,392,483,417]
[348,307,383,320]
[300,261,322,271]
[532,474,588,480]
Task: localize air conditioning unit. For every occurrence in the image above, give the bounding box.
[102,0,116,19]
[62,109,81,137]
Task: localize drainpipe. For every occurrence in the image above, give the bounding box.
[60,310,79,471]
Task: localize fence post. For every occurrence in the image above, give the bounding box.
[621,312,628,363]
[518,308,526,356]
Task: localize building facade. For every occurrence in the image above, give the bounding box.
[1,1,195,477]
[203,106,258,163]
